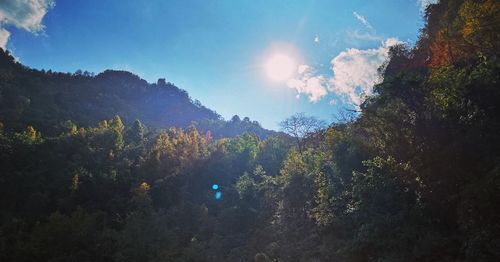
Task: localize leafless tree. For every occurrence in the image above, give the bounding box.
[279,113,326,153]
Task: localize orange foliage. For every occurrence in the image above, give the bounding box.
[429,0,500,68]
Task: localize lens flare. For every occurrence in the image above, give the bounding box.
[215,191,222,200]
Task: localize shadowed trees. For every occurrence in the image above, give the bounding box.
[0,0,499,260]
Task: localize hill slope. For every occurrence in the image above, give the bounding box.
[0,50,274,138]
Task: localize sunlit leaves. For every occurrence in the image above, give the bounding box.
[15,126,43,144]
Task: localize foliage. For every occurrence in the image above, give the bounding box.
[1,0,499,261]
[0,50,275,139]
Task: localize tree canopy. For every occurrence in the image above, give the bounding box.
[1,0,499,261]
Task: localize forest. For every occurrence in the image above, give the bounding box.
[0,49,275,139]
[0,0,499,261]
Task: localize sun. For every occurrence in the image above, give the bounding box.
[265,53,296,82]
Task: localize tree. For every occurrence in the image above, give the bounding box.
[279,113,325,153]
[231,115,241,122]
[15,126,43,144]
[126,119,145,144]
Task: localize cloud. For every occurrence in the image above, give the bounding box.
[347,29,383,42]
[328,38,404,105]
[287,65,328,102]
[417,0,438,12]
[353,11,373,30]
[0,0,54,49]
[0,28,10,49]
[298,64,309,74]
[287,38,404,107]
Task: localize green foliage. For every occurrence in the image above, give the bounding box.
[0,49,275,139]
[0,1,499,260]
[235,172,256,201]
[256,134,293,175]
[14,126,43,144]
[125,119,145,145]
[23,208,114,262]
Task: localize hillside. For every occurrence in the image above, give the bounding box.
[0,0,499,261]
[0,49,274,138]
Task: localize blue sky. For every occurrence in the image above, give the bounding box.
[1,0,430,130]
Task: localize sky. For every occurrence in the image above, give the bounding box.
[0,0,435,130]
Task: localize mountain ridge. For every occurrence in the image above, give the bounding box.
[0,49,276,138]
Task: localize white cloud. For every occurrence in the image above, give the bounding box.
[286,38,404,106]
[0,28,10,49]
[287,64,328,102]
[314,35,320,43]
[298,64,309,74]
[418,0,438,12]
[347,29,382,42]
[353,11,373,30]
[385,37,404,47]
[328,38,403,105]
[0,0,54,49]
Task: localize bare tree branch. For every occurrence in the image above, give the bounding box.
[279,113,326,153]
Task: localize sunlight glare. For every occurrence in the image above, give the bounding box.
[265,53,296,82]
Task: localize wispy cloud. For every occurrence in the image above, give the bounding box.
[288,11,406,106]
[0,0,55,49]
[347,29,383,42]
[353,11,373,30]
